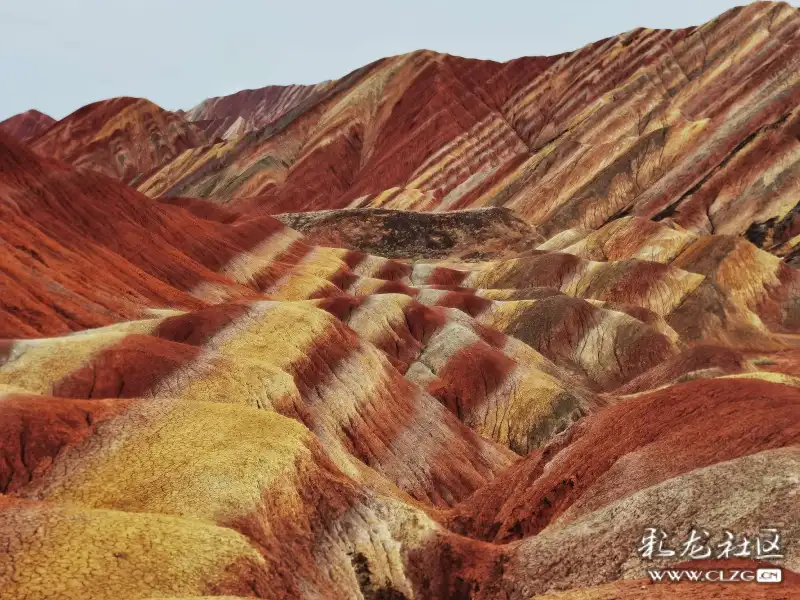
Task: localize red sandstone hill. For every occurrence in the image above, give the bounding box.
[134,2,800,265]
[182,82,334,140]
[2,2,800,599]
[27,96,209,183]
[0,109,56,142]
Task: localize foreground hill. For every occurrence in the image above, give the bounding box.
[2,110,800,597]
[2,2,800,598]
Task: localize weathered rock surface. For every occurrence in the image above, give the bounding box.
[2,3,800,598]
[28,97,208,183]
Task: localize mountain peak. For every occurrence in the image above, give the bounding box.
[0,109,56,142]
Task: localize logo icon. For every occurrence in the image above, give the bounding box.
[756,568,782,583]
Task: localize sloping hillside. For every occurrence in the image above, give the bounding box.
[136,2,800,266]
[28,97,208,183]
[1,2,800,598]
[182,82,334,139]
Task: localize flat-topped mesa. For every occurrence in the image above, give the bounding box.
[276,206,544,259]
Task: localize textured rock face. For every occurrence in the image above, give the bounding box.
[0,109,55,142]
[27,97,208,183]
[2,2,800,598]
[277,206,544,259]
[133,2,800,265]
[183,82,334,140]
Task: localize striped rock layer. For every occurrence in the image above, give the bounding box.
[182,82,335,140]
[2,3,800,599]
[27,97,209,184]
[137,2,800,264]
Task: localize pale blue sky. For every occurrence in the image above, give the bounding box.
[0,1,780,121]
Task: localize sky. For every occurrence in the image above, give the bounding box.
[0,0,784,121]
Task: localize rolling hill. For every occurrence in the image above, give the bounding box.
[1,2,799,598]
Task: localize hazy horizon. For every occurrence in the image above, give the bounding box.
[1,0,792,122]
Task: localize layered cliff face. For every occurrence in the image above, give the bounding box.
[2,2,800,599]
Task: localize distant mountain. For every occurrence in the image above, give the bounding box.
[27,96,208,183]
[136,2,800,263]
[182,82,333,139]
[0,108,55,142]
